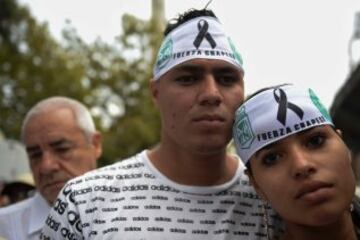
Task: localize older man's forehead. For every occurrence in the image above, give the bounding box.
[26,137,73,152]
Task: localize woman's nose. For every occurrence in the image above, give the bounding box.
[291,147,317,179]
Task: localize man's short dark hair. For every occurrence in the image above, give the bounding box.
[164,8,217,36]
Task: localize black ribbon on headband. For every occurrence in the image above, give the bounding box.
[193,19,217,49]
[273,88,304,126]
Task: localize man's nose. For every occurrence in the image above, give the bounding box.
[198,75,222,106]
[39,151,60,174]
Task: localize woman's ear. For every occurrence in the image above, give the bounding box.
[336,128,342,136]
[334,128,353,162]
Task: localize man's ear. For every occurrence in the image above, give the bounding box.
[91,131,103,160]
[150,78,159,107]
[245,169,269,202]
[150,78,158,98]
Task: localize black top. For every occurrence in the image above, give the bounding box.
[352,196,360,239]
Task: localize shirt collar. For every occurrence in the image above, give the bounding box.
[28,192,50,235]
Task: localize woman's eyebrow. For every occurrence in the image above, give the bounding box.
[254,142,277,158]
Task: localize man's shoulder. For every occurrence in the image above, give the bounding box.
[66,150,148,187]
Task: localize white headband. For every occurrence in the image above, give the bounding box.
[153,16,243,80]
[233,85,334,165]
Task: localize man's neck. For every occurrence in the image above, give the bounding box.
[147,143,238,186]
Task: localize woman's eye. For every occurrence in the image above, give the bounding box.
[261,153,280,167]
[306,134,325,149]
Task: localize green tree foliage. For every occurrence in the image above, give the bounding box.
[0,0,87,137]
[0,0,161,166]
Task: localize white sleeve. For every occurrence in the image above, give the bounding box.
[40,183,84,240]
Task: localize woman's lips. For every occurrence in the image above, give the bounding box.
[295,181,334,204]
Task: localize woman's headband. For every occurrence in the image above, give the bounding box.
[153,16,243,80]
[233,85,334,165]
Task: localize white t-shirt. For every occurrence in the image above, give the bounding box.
[40,150,282,240]
[0,192,50,240]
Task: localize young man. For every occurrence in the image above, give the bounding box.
[0,97,102,240]
[40,9,282,239]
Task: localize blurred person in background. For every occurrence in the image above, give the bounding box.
[0,96,102,240]
[0,173,35,206]
[0,181,9,207]
[0,139,35,207]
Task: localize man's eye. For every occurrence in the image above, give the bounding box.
[55,147,71,154]
[29,152,42,160]
[174,75,198,85]
[217,75,238,86]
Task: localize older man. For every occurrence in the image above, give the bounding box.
[0,97,102,240]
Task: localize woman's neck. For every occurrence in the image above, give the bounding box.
[281,211,357,240]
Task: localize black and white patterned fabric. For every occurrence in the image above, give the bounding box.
[40,150,283,240]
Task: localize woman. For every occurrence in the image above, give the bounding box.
[233,84,360,240]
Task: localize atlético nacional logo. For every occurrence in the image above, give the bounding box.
[235,106,255,149]
[156,38,173,69]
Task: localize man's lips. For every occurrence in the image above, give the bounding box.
[42,181,65,189]
[295,181,333,199]
[193,114,225,122]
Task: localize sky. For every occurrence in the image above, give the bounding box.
[18,0,360,109]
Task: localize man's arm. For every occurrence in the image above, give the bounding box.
[40,183,84,240]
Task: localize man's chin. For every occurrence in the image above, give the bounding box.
[195,142,228,155]
[44,191,61,205]
[41,183,65,203]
